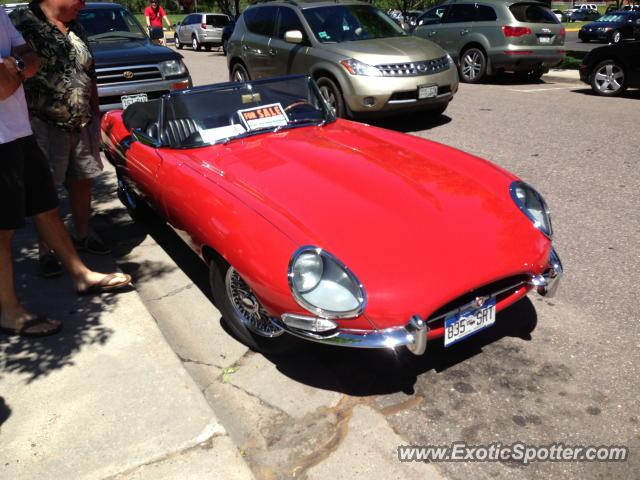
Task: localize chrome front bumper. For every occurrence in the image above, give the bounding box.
[276,248,563,355]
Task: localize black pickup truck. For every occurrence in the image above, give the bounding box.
[78,2,192,112]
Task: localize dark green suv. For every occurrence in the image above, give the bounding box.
[412,0,566,82]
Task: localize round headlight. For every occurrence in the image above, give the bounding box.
[288,246,366,318]
[510,181,553,238]
[292,251,323,293]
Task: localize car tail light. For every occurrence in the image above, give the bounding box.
[502,26,532,37]
[201,23,208,29]
[559,27,566,38]
[504,50,533,55]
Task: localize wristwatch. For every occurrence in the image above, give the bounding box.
[13,55,25,74]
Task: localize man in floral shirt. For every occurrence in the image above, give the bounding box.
[11,0,110,277]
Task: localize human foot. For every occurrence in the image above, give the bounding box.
[75,272,132,295]
[0,309,62,337]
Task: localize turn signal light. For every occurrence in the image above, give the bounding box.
[502,26,532,37]
[171,80,190,91]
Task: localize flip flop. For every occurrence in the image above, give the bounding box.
[0,316,62,337]
[76,273,132,296]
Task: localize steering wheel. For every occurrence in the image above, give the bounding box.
[284,100,316,114]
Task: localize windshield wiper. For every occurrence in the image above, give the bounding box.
[88,32,144,41]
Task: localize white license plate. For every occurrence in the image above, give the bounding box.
[121,93,148,109]
[418,85,438,99]
[444,296,496,347]
[538,36,552,44]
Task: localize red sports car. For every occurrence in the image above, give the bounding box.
[101,75,562,355]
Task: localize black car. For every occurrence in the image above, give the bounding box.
[221,18,236,56]
[568,9,600,22]
[579,41,640,96]
[78,3,192,111]
[579,11,640,43]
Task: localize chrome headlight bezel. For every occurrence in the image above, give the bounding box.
[288,246,367,319]
[509,181,553,239]
[159,59,187,78]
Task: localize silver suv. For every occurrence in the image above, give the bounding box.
[412,0,566,83]
[227,0,459,118]
[174,12,231,51]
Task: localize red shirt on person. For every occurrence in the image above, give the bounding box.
[144,5,166,28]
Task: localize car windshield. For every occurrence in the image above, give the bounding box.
[597,13,629,22]
[78,8,147,41]
[302,4,406,43]
[160,76,333,148]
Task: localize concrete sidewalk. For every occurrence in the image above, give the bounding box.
[0,200,255,479]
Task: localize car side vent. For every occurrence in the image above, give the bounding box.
[377,56,450,77]
[96,64,163,86]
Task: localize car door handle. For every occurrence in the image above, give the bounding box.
[460,28,469,35]
[268,48,277,56]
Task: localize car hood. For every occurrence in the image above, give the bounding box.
[583,21,622,28]
[90,39,183,68]
[319,35,447,63]
[191,121,550,328]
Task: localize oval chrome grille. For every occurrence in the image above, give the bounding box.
[377,56,450,77]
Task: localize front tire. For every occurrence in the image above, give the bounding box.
[230,63,250,82]
[316,76,345,117]
[458,47,487,83]
[192,35,201,51]
[610,30,621,44]
[209,259,295,354]
[174,34,183,49]
[590,59,626,96]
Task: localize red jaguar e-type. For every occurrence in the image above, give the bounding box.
[101,75,562,355]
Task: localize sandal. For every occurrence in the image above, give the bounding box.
[76,273,132,295]
[0,315,62,337]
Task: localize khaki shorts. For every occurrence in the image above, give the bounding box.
[31,116,104,186]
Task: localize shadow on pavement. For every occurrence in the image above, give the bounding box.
[0,396,10,429]
[571,87,640,99]
[263,297,538,397]
[370,112,452,133]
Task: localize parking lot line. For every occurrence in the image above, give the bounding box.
[509,87,573,93]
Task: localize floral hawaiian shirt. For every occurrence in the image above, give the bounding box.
[10,2,96,130]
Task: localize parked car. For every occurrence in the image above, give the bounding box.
[568,9,600,22]
[101,74,563,355]
[221,18,236,56]
[412,0,566,83]
[227,0,459,118]
[579,40,640,95]
[2,2,28,14]
[552,8,568,22]
[174,12,231,51]
[578,11,640,43]
[71,3,191,112]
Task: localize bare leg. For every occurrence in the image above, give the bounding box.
[32,208,129,292]
[68,178,92,239]
[0,230,22,319]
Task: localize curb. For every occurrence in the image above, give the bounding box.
[542,70,584,86]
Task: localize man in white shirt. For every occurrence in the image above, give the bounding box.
[0,8,131,337]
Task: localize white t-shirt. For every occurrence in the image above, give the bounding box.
[0,8,32,144]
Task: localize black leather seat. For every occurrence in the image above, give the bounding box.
[160,118,201,146]
[122,99,161,138]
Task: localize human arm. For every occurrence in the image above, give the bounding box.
[144,7,151,27]
[0,39,40,100]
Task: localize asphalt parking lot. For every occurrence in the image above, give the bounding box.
[107,48,639,479]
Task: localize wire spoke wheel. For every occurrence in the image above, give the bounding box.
[225,267,284,338]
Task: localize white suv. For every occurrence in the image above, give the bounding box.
[174,12,231,51]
